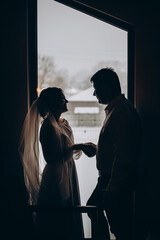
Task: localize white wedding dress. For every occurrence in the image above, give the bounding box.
[35,118,84,239]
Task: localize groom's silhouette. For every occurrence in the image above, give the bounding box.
[86,68,142,240]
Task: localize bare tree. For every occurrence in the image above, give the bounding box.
[38,55,69,92]
[38,55,55,89]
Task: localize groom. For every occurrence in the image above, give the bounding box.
[83,68,142,240]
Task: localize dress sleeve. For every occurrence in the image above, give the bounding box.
[40,121,63,164]
[63,119,82,160]
[73,149,82,160]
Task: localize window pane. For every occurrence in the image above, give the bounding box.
[38,1,128,238]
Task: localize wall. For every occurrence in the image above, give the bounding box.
[2,0,34,236]
[3,1,28,176]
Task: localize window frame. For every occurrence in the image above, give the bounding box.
[28,0,135,105]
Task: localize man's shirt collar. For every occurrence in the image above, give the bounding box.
[104,94,125,115]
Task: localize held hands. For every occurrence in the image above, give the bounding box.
[82,142,97,157]
[72,142,96,157]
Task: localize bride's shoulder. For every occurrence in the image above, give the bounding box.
[41,117,51,126]
[59,118,71,128]
[59,118,68,124]
[58,118,64,123]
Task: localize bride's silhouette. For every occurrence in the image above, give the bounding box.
[19,87,84,239]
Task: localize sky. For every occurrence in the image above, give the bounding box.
[38,0,128,77]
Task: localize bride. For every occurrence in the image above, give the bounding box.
[19,87,89,238]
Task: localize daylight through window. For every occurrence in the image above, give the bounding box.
[38,0,128,238]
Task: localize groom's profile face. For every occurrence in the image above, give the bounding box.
[93,82,111,105]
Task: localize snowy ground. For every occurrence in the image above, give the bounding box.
[72,127,99,238]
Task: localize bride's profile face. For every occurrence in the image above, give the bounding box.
[58,91,68,113]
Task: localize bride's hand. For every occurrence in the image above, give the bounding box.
[72,144,84,151]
